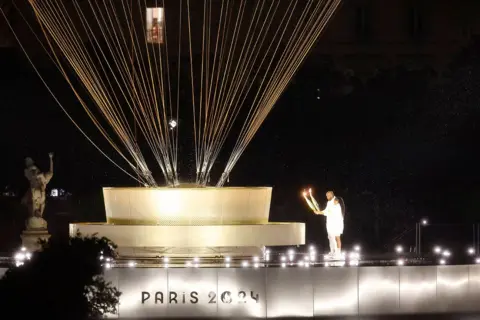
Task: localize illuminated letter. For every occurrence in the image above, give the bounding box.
[190,291,199,304]
[169,292,178,304]
[155,292,164,304]
[141,292,150,304]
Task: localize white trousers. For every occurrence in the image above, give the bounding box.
[328,234,338,254]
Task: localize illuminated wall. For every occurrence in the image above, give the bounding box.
[146,7,164,44]
[90,265,480,318]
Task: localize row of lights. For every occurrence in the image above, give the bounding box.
[13,247,31,267]
[121,245,363,269]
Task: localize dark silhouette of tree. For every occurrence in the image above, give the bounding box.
[0,233,120,320]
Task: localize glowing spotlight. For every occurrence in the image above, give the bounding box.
[253,256,259,262]
[163,257,170,263]
[105,263,112,269]
[475,258,480,264]
[467,247,475,255]
[281,262,286,268]
[128,261,136,268]
[439,259,446,265]
[349,260,359,266]
[309,245,316,253]
[288,249,295,255]
[442,250,451,257]
[325,262,330,267]
[281,256,287,262]
[194,263,199,268]
[164,263,169,268]
[433,246,442,254]
[353,245,361,252]
[397,259,405,266]
[225,256,231,263]
[421,219,428,226]
[185,261,192,267]
[349,252,360,259]
[254,263,259,268]
[395,245,403,253]
[193,257,199,263]
[168,119,177,129]
[21,247,26,252]
[242,261,249,268]
[298,261,305,267]
[265,249,271,255]
[225,263,230,268]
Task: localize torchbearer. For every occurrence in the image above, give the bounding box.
[304,190,344,257]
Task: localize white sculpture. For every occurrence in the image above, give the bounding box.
[21,153,54,230]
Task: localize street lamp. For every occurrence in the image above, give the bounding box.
[415,218,429,256]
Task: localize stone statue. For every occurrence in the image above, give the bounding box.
[21,153,54,230]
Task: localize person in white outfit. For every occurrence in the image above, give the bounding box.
[314,191,344,256]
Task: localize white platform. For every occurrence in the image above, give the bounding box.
[70,223,305,257]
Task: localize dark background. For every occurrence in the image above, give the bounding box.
[0,0,480,255]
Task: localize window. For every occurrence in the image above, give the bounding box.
[354,6,370,39]
[408,7,423,37]
[146,7,164,44]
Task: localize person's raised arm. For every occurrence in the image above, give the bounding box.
[45,153,54,183]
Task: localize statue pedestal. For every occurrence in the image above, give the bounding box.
[21,230,50,252]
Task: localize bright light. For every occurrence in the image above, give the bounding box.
[164,263,169,268]
[265,254,270,262]
[353,245,361,252]
[105,263,112,269]
[475,258,480,264]
[397,259,405,266]
[185,261,192,267]
[395,245,403,253]
[168,119,177,129]
[281,256,286,262]
[241,261,249,268]
[325,262,330,267]
[309,245,316,252]
[21,247,26,252]
[439,259,446,265]
[349,260,359,266]
[163,257,169,263]
[281,262,286,268]
[309,253,316,261]
[433,246,442,254]
[298,261,305,267]
[442,250,451,257]
[349,252,360,260]
[253,256,259,262]
[468,247,475,255]
[193,257,199,263]
[265,249,271,254]
[225,256,231,263]
[225,263,230,268]
[254,263,259,268]
[421,219,428,226]
[288,249,295,255]
[194,263,199,268]
[128,261,136,267]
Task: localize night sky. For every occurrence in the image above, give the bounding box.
[1,0,480,253]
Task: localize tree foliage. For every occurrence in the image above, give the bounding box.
[0,232,121,319]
